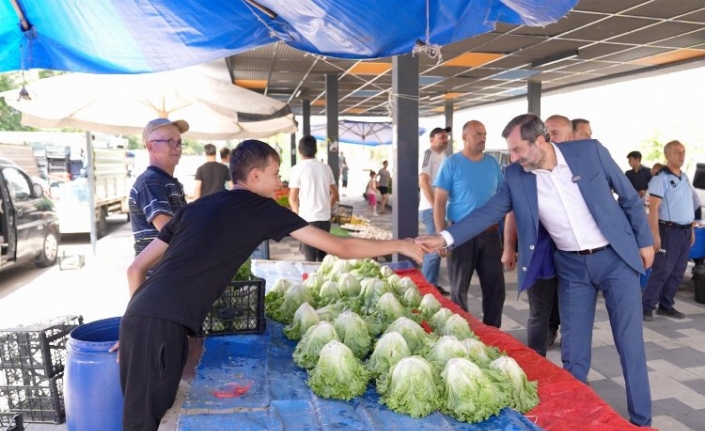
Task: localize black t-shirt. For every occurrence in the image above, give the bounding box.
[125,189,308,334]
[625,165,651,192]
[195,161,231,197]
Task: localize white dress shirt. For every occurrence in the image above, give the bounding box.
[534,143,608,251]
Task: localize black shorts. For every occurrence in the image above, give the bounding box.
[378,186,389,195]
[342,179,348,187]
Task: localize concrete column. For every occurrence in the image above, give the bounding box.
[528,81,541,117]
[325,74,339,183]
[290,133,296,167]
[444,100,454,156]
[391,54,419,262]
[302,99,311,136]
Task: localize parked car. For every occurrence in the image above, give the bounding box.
[0,159,60,272]
[691,163,705,216]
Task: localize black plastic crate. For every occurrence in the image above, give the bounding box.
[0,412,24,431]
[332,204,353,225]
[0,373,64,424]
[202,277,266,336]
[0,316,83,380]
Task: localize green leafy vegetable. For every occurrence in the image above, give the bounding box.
[378,356,442,418]
[429,308,454,331]
[401,286,422,309]
[380,265,395,278]
[317,255,338,276]
[384,317,434,355]
[337,273,362,297]
[232,258,252,281]
[461,338,501,367]
[293,321,340,369]
[332,311,372,359]
[283,302,320,341]
[488,356,539,413]
[315,302,345,322]
[318,280,341,305]
[424,335,470,372]
[439,314,477,340]
[440,357,508,423]
[307,340,370,401]
[365,331,411,379]
[358,278,391,315]
[419,294,442,320]
[269,283,313,325]
[374,292,409,327]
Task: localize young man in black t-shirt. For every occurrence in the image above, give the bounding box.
[114,139,425,431]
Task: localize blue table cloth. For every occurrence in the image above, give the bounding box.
[179,321,544,431]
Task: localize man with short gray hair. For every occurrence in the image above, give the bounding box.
[129,118,189,256]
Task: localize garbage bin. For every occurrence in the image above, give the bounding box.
[692,264,705,304]
[64,317,122,431]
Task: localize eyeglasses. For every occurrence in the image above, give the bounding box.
[148,139,186,148]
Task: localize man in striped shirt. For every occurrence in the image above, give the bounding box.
[129,118,189,256]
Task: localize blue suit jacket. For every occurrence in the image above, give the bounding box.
[446,140,654,292]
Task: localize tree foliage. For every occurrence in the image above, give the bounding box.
[0,73,34,131]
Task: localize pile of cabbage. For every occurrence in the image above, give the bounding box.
[264,256,539,422]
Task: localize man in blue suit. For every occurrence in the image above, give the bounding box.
[416,113,654,427]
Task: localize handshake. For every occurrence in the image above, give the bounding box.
[396,234,449,263]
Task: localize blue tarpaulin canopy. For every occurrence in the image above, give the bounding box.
[0,0,578,74]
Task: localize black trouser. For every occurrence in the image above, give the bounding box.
[119,315,189,431]
[526,277,559,356]
[302,220,331,262]
[448,229,506,327]
[642,223,692,312]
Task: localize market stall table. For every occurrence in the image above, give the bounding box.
[175,261,658,431]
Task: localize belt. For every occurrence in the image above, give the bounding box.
[659,220,692,229]
[566,245,610,255]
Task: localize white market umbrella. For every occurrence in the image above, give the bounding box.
[310,120,425,146]
[0,65,296,140]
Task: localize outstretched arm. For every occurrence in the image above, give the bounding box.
[290,225,426,263]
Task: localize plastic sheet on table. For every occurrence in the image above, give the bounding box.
[179,320,544,431]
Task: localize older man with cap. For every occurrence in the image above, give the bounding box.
[129,118,190,256]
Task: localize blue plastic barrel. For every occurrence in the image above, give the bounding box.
[64,317,123,431]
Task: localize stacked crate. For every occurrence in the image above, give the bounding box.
[0,316,83,424]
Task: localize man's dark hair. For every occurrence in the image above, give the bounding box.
[626,151,642,160]
[230,140,280,183]
[572,118,590,132]
[220,147,231,161]
[502,113,548,144]
[430,126,451,138]
[298,135,317,158]
[204,143,216,156]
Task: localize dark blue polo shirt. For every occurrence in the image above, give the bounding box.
[129,166,187,256]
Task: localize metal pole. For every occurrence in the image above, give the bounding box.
[85,132,97,255]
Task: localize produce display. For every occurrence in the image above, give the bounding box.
[340,222,393,240]
[340,214,392,240]
[264,256,539,423]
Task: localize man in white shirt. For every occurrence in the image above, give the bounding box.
[416,113,654,427]
[289,135,339,261]
[418,127,450,295]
